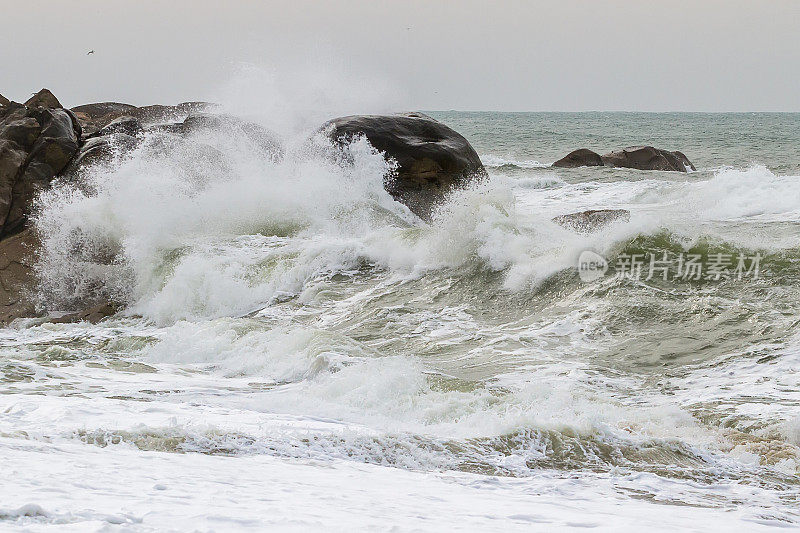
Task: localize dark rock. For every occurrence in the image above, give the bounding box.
[322,112,486,218]
[0,93,9,107]
[62,133,140,179]
[71,102,139,118]
[94,115,142,138]
[24,89,62,109]
[0,91,82,323]
[131,102,213,124]
[70,102,138,136]
[552,148,604,168]
[552,146,696,172]
[601,146,695,172]
[0,98,81,238]
[553,209,630,233]
[70,101,212,137]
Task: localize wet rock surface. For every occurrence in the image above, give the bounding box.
[552,146,695,172]
[552,148,604,168]
[553,209,631,233]
[323,112,486,218]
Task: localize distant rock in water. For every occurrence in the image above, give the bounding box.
[601,146,695,172]
[322,112,487,219]
[552,146,695,172]
[553,209,630,233]
[552,148,604,168]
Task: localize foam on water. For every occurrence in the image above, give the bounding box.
[3,75,800,530]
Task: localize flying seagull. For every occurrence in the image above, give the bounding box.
[87,50,94,55]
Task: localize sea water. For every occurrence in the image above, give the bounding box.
[1,101,799,530]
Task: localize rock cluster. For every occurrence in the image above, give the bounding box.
[553,146,695,172]
[0,91,488,324]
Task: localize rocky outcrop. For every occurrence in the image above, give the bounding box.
[600,146,695,172]
[0,93,10,108]
[553,209,630,233]
[0,90,83,323]
[0,89,81,238]
[70,101,212,137]
[24,89,62,110]
[61,133,140,178]
[552,146,695,172]
[323,112,486,218]
[552,148,604,168]
[1,93,487,323]
[1,90,286,324]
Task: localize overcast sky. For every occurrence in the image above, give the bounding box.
[3,0,800,111]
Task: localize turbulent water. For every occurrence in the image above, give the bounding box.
[2,106,799,531]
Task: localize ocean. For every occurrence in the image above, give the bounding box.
[2,110,799,531]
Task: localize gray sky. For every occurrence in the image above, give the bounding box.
[3,0,800,111]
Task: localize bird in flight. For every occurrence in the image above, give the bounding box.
[87,50,94,55]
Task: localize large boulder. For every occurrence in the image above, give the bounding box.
[323,112,486,218]
[601,146,695,172]
[552,148,604,168]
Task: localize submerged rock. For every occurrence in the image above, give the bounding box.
[601,146,695,172]
[323,112,486,218]
[552,148,604,168]
[51,303,117,324]
[552,209,630,233]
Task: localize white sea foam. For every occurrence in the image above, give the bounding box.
[481,154,548,168]
[7,73,800,530]
[34,128,800,325]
